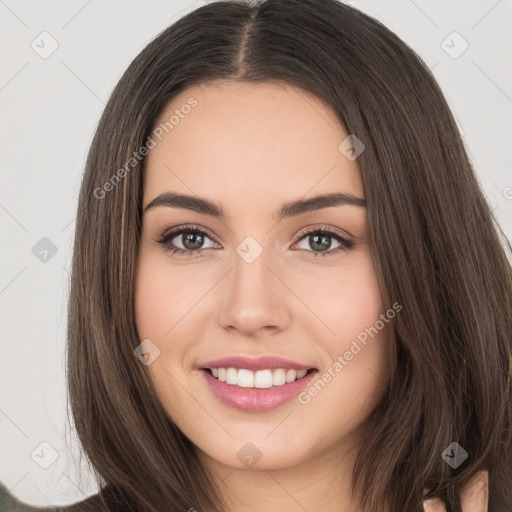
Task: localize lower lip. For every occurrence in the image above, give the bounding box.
[201,369,318,412]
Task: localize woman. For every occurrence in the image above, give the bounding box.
[2,0,510,510]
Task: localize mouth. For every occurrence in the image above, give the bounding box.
[202,367,315,388]
[199,366,319,412]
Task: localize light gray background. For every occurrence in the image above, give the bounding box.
[1,0,511,507]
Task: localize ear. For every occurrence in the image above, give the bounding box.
[422,470,489,512]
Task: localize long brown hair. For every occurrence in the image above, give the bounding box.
[66,1,512,511]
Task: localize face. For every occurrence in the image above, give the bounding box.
[134,80,391,472]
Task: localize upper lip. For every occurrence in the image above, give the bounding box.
[199,356,316,372]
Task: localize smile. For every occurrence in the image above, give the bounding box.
[206,367,309,388]
[201,367,318,412]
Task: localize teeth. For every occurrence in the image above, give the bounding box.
[207,367,310,388]
[226,367,238,385]
[238,369,255,388]
[272,369,286,386]
[254,370,273,388]
[286,369,297,382]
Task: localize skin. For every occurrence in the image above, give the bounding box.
[134,80,393,512]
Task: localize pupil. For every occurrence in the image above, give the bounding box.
[310,234,331,252]
[183,232,204,250]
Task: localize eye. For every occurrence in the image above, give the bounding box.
[156,224,354,258]
[292,226,354,257]
[156,224,219,258]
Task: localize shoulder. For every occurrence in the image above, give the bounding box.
[0,481,116,512]
[423,470,489,512]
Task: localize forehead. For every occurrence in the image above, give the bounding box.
[143,80,364,208]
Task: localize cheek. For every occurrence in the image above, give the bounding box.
[134,251,190,339]
[308,253,384,342]
[134,261,167,338]
[134,255,188,418]
[308,253,390,388]
[134,250,205,383]
[343,271,383,340]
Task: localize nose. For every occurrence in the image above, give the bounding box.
[215,246,292,337]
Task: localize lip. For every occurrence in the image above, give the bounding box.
[199,355,315,372]
[201,368,318,412]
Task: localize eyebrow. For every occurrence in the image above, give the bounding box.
[143,191,366,222]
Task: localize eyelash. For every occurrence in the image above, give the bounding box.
[156,224,354,259]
